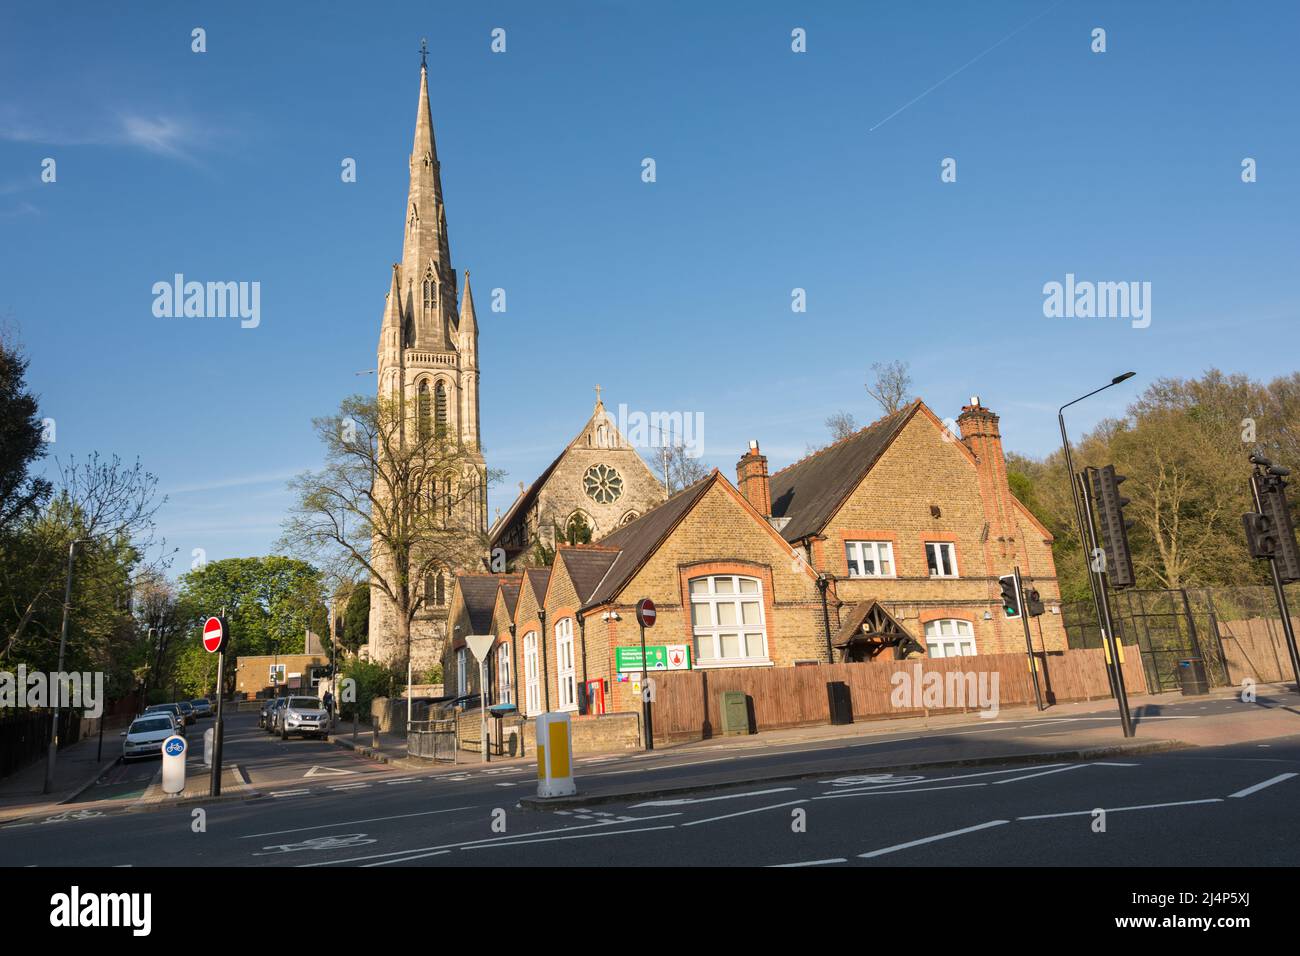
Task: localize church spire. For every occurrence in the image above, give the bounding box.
[459,269,477,335]
[402,52,454,349]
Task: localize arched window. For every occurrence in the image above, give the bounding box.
[620,511,639,526]
[923,619,976,658]
[689,575,767,665]
[523,632,540,716]
[555,618,576,711]
[497,642,512,705]
[435,571,446,606]
[417,381,431,441]
[422,271,436,310]
[434,382,448,439]
[443,476,454,522]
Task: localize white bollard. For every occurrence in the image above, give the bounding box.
[534,712,577,798]
[204,727,214,767]
[161,735,187,794]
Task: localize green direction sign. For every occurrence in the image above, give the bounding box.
[616,645,692,672]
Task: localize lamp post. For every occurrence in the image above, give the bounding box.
[1058,372,1136,738]
[43,537,92,794]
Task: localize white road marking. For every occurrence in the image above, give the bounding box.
[632,787,795,808]
[1017,798,1223,821]
[328,783,369,791]
[821,763,1070,795]
[769,858,847,868]
[460,825,677,851]
[296,812,684,866]
[304,765,357,778]
[859,820,1010,859]
[681,799,808,827]
[992,764,1090,784]
[363,850,450,866]
[1228,772,1298,798]
[494,782,514,787]
[816,782,988,799]
[240,805,471,839]
[270,789,310,798]
[588,756,735,777]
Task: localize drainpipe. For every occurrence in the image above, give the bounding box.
[539,607,550,712]
[577,611,589,685]
[816,573,834,663]
[508,622,519,708]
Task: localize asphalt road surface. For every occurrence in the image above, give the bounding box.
[2,697,1298,867]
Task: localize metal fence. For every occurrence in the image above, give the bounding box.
[0,709,84,780]
[407,718,458,762]
[1063,583,1300,692]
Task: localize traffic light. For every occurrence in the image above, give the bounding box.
[1242,511,1277,559]
[998,574,1021,619]
[1089,465,1136,589]
[1258,473,1300,583]
[1025,588,1045,617]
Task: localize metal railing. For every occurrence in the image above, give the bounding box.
[407,718,458,762]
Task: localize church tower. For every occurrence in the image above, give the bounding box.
[369,49,488,670]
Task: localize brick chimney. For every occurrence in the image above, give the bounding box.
[736,440,771,518]
[956,396,1017,555]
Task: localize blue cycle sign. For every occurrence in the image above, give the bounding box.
[164,737,186,757]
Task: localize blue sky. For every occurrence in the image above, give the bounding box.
[2,0,1297,572]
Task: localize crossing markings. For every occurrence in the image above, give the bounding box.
[859,820,1010,859]
[1228,772,1298,798]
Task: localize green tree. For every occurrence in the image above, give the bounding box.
[342,585,369,653]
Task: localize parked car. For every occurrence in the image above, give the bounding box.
[189,698,212,719]
[277,696,329,740]
[259,697,282,730]
[175,700,195,725]
[120,714,180,762]
[143,703,186,736]
[262,697,288,738]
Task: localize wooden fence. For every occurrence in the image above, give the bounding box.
[648,648,1148,743]
[1218,617,1300,685]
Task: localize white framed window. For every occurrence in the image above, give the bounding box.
[845,540,895,578]
[925,541,959,578]
[555,618,576,711]
[689,575,768,666]
[456,648,467,696]
[523,631,540,716]
[924,619,976,658]
[497,642,512,705]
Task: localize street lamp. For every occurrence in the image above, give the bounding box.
[1058,373,1135,738]
[44,537,92,794]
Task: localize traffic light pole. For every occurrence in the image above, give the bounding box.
[1250,470,1300,691]
[1013,567,1045,711]
[1080,470,1135,737]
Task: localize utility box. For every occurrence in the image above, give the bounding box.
[826,681,853,725]
[719,691,751,736]
[1177,658,1209,696]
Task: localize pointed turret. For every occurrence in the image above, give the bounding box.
[458,270,481,451]
[459,269,478,338]
[401,60,455,350]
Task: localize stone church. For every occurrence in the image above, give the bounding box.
[488,392,667,566]
[367,54,488,672]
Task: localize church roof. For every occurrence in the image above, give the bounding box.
[579,473,716,609]
[769,402,921,543]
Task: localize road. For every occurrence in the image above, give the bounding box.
[2,695,1298,867]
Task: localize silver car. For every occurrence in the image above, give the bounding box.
[121,714,180,762]
[278,696,329,740]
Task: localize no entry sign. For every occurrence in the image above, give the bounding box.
[636,598,656,628]
[202,616,228,654]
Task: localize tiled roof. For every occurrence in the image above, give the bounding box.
[558,547,622,604]
[769,402,920,542]
[454,575,502,635]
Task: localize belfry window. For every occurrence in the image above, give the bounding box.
[434,382,448,439]
[418,381,431,441]
[422,272,436,310]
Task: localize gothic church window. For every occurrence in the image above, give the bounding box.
[435,382,448,439]
[583,464,623,504]
[423,272,437,310]
[418,381,431,441]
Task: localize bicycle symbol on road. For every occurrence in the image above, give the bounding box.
[254,833,376,856]
[41,809,104,825]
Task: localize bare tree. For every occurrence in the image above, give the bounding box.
[280,394,502,670]
[646,442,710,495]
[825,411,858,442]
[866,360,913,414]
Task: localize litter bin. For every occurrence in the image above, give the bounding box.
[719,691,751,736]
[1177,658,1209,696]
[826,681,853,726]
